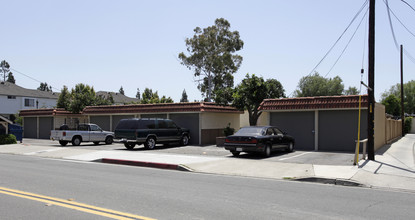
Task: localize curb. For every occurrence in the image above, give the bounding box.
[100,158,192,172]
[291,177,366,187]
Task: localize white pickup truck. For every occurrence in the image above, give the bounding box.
[50,123,114,146]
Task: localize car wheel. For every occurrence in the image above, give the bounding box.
[286,142,294,152]
[263,145,271,157]
[105,136,113,145]
[144,137,156,150]
[124,143,136,150]
[72,136,81,146]
[93,142,100,145]
[59,141,68,146]
[180,135,189,146]
[231,151,240,157]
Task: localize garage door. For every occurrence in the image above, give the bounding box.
[319,110,368,151]
[90,116,111,131]
[270,112,315,150]
[170,113,199,145]
[23,117,37,138]
[39,117,53,139]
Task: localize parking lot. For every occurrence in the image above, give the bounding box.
[20,139,358,166]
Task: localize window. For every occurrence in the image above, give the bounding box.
[166,120,177,129]
[7,96,16,99]
[24,98,35,107]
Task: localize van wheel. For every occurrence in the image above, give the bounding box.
[105,136,113,145]
[144,137,156,150]
[124,143,136,150]
[72,136,81,146]
[180,135,189,146]
[59,141,68,146]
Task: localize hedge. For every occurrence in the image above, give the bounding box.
[0,134,17,145]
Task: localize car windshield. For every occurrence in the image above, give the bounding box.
[234,127,265,136]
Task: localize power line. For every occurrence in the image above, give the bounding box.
[384,0,415,64]
[10,68,60,91]
[401,0,415,12]
[325,7,369,78]
[288,0,369,97]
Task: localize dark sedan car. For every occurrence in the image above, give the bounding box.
[224,126,295,157]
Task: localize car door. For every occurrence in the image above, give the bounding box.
[273,127,288,148]
[89,124,103,142]
[265,128,278,149]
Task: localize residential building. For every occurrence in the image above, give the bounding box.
[0,81,58,120]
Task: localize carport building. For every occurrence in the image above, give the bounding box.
[19,102,242,145]
[258,95,380,152]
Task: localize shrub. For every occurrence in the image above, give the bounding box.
[0,134,17,145]
[223,123,235,136]
[404,117,412,134]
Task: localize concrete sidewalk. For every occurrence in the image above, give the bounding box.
[1,134,414,192]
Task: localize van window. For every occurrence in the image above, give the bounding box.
[137,120,155,129]
[158,120,167,129]
[166,120,177,129]
[116,120,138,130]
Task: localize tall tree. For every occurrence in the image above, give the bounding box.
[180,89,189,103]
[381,80,415,114]
[140,88,173,104]
[38,82,52,92]
[136,88,141,100]
[6,72,15,84]
[160,96,174,103]
[233,74,285,126]
[69,84,96,113]
[294,72,344,97]
[179,18,244,104]
[119,86,125,95]
[57,86,71,110]
[381,94,401,116]
[1,60,11,82]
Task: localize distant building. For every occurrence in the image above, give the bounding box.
[0,81,58,119]
[96,91,139,105]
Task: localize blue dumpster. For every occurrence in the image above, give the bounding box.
[8,124,23,143]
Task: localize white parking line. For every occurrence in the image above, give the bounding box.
[279,152,312,161]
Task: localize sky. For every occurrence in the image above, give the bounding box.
[1,0,415,102]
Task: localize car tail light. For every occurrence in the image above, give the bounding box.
[63,132,66,136]
[247,138,258,144]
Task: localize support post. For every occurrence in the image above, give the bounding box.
[367,0,376,160]
[400,45,404,136]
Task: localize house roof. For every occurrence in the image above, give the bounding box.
[82,102,243,114]
[96,91,139,104]
[19,108,82,117]
[259,95,369,111]
[0,81,58,99]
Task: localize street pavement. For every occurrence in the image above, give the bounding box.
[1,134,414,192]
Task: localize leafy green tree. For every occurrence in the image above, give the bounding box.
[57,86,71,110]
[294,72,344,97]
[160,96,174,103]
[381,94,401,116]
[381,80,415,114]
[180,89,189,103]
[7,72,15,84]
[38,82,52,92]
[233,74,285,125]
[179,18,244,104]
[344,86,359,95]
[119,86,125,95]
[69,84,96,113]
[95,94,114,106]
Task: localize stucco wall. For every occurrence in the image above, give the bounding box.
[240,111,269,127]
[0,95,57,115]
[200,112,240,130]
[374,103,386,151]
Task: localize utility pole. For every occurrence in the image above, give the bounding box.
[367,0,376,160]
[400,45,405,136]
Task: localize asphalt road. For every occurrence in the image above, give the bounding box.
[23,138,358,165]
[1,154,414,219]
